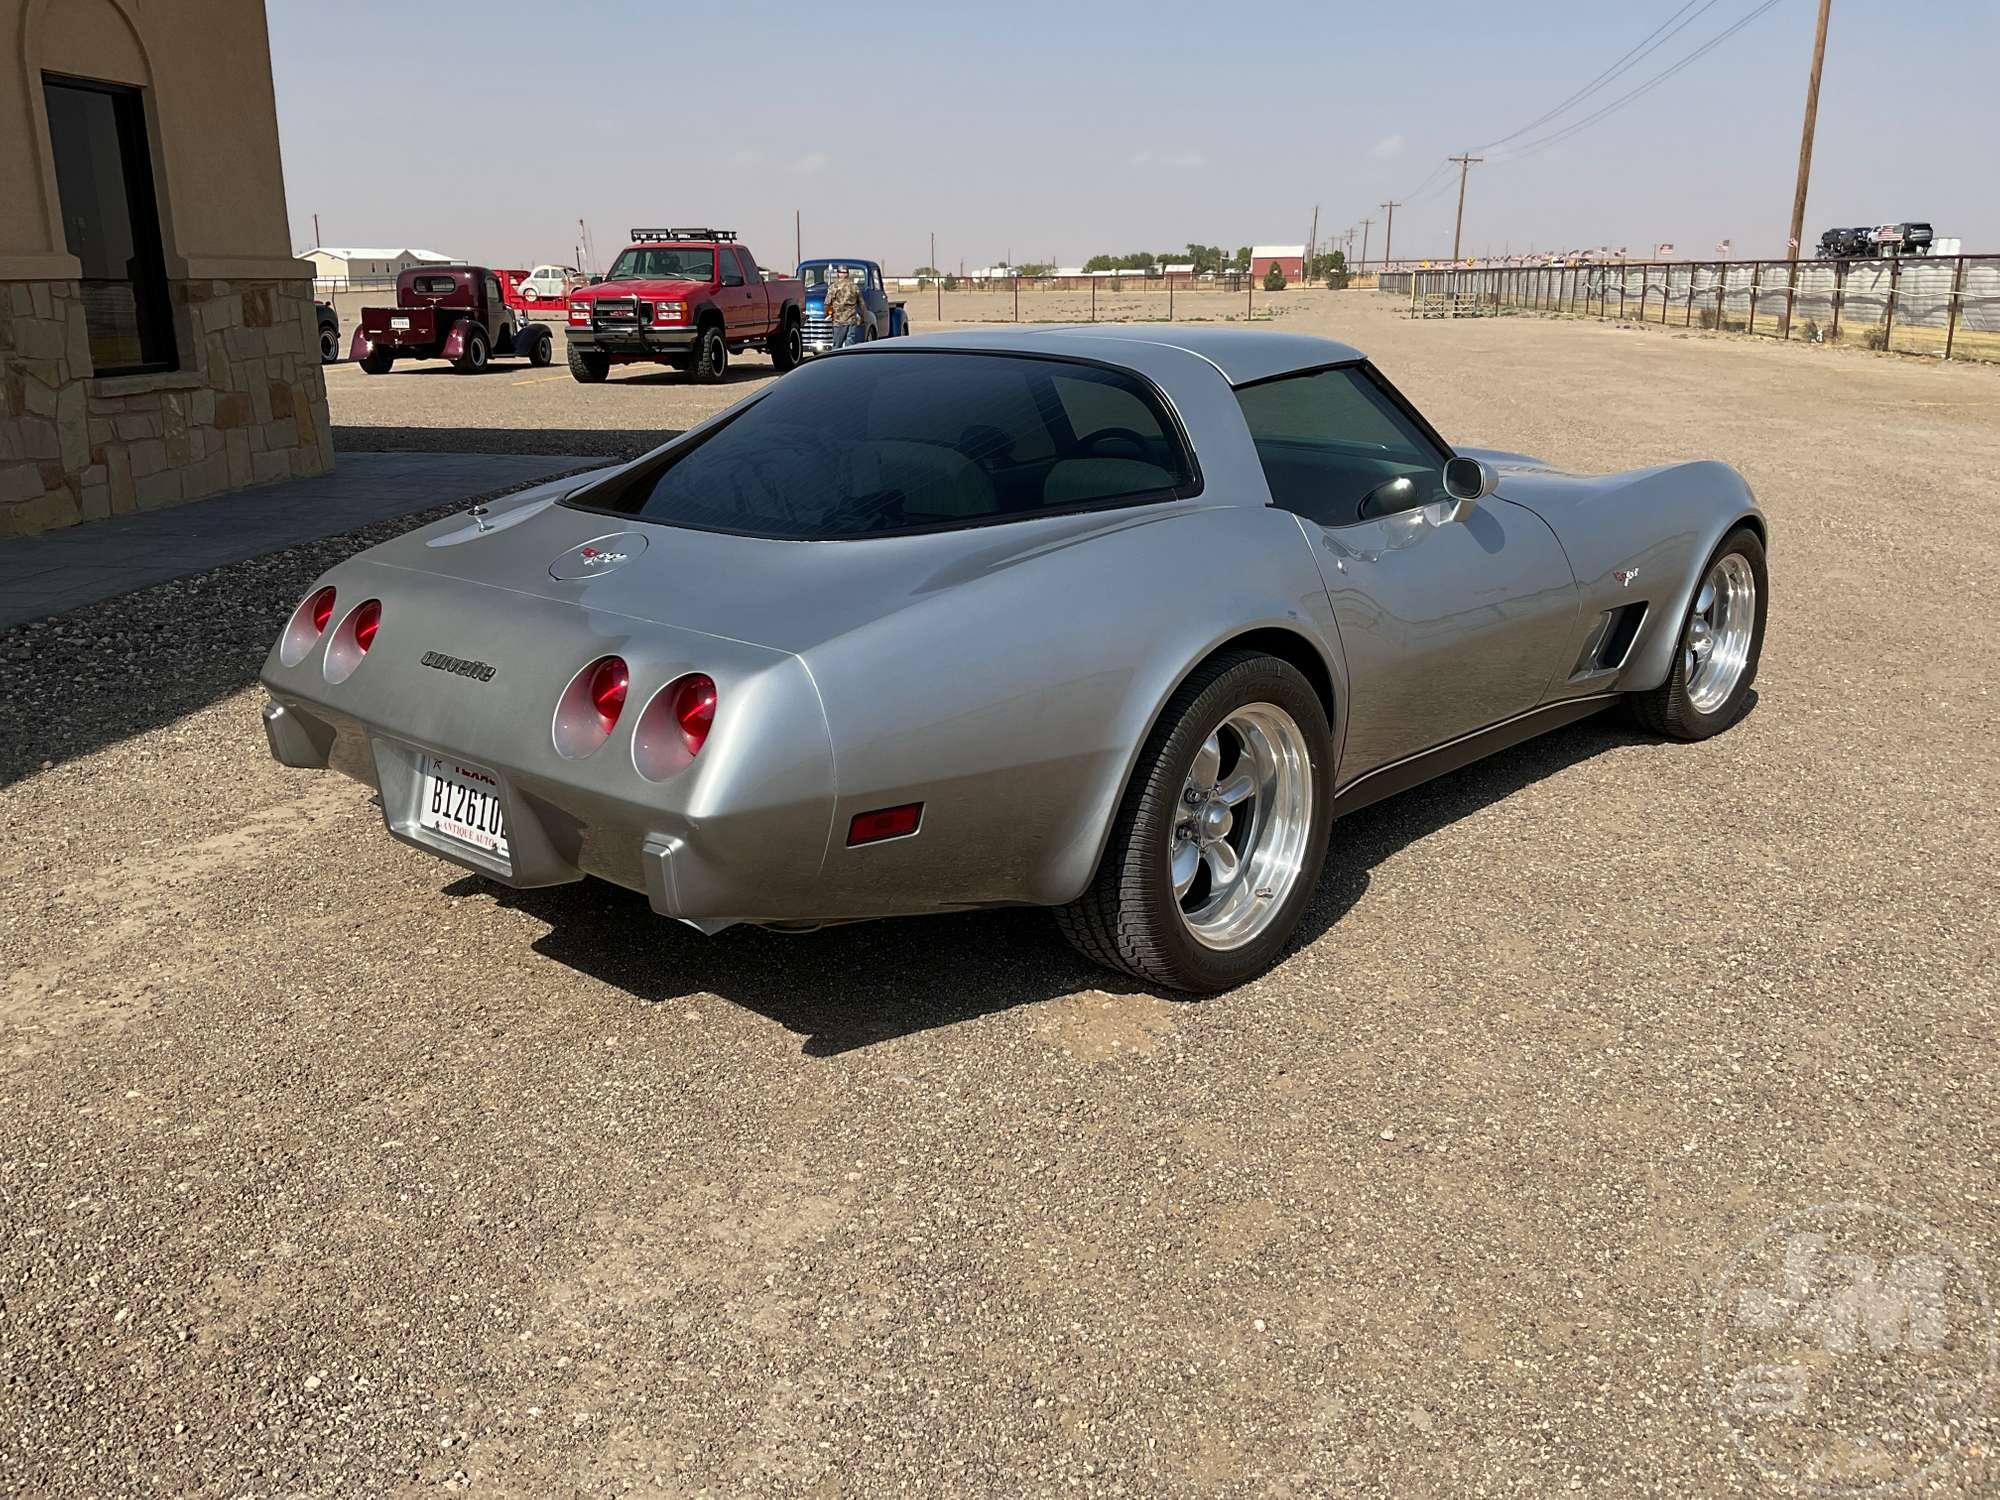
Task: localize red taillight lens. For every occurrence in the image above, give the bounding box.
[352,599,381,652]
[309,587,336,634]
[848,802,923,846]
[589,656,629,731]
[672,673,716,755]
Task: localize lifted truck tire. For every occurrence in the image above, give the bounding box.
[768,312,803,373]
[358,350,393,375]
[691,324,728,384]
[568,345,609,383]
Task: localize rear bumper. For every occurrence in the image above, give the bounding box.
[264,693,832,933]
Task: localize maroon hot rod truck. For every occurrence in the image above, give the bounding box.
[349,266,556,374]
[564,228,804,383]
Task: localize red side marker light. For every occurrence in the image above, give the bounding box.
[352,599,382,652]
[309,587,336,634]
[672,673,716,755]
[847,802,923,846]
[588,656,629,732]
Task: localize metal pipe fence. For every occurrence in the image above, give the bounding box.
[1396,255,2000,362]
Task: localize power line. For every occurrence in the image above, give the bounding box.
[1474,0,1725,152]
[1501,0,1790,162]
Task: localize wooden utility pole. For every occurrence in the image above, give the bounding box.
[1449,155,1482,262]
[1380,201,1401,272]
[1785,0,1833,263]
[1307,205,1319,278]
[1358,218,1373,272]
[312,212,320,249]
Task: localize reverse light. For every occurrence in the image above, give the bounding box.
[848,803,923,846]
[553,654,629,759]
[671,673,716,754]
[652,300,687,326]
[322,598,382,685]
[589,655,629,732]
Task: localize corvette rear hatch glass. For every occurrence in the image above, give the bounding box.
[563,351,1199,539]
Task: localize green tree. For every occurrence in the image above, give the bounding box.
[1014,262,1052,278]
[913,265,941,278]
[1263,263,1288,292]
[1233,246,1252,270]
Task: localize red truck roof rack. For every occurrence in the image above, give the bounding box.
[629,227,737,243]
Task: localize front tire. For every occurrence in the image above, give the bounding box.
[1056,651,1333,993]
[318,324,339,363]
[1629,526,1767,740]
[690,323,728,383]
[567,344,609,383]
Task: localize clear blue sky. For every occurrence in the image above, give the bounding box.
[269,0,1998,270]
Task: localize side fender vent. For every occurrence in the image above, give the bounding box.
[1572,602,1649,678]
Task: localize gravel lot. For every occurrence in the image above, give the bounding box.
[2,293,1995,1497]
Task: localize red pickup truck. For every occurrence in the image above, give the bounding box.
[564,228,805,384]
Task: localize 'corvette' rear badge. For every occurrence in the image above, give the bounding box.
[551,531,648,580]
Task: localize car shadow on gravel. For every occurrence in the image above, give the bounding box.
[464,705,1682,1054]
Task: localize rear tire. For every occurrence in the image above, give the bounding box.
[1056,651,1333,993]
[358,349,393,375]
[318,323,339,363]
[1629,526,1767,740]
[690,323,728,383]
[768,313,803,373]
[528,329,554,367]
[452,328,489,373]
[567,344,609,383]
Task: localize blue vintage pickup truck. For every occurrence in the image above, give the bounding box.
[797,258,908,354]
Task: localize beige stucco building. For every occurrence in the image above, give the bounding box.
[1,0,331,538]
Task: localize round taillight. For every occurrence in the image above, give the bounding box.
[673,673,716,755]
[309,587,336,633]
[589,656,629,730]
[352,599,381,652]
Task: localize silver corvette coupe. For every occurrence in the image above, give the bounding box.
[261,327,1767,991]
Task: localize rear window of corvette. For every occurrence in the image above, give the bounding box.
[563,351,1201,539]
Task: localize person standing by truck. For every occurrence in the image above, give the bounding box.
[824,266,864,349]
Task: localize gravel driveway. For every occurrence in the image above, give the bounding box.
[1,295,1994,1497]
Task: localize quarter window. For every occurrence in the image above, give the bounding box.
[42,74,176,375]
[1235,365,1451,527]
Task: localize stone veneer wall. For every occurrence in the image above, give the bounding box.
[0,277,334,537]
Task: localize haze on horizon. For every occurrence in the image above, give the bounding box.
[270,0,1998,273]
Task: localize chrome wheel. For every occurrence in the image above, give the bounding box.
[1683,552,1756,714]
[1171,703,1314,951]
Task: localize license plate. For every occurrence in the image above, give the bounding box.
[418,757,510,861]
[390,316,410,329]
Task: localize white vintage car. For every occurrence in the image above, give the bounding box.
[517,264,580,302]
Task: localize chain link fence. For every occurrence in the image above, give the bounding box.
[1393,256,2000,362]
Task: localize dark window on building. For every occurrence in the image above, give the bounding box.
[42,74,176,376]
[565,350,1199,539]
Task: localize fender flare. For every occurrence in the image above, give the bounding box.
[347,328,374,362]
[1620,506,1767,692]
